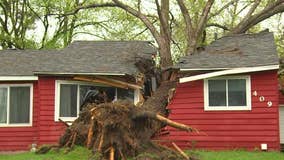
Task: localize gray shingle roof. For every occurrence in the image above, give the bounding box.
[0,41,156,76]
[177,32,279,70]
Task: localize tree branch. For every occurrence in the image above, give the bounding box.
[176,0,194,55]
[196,0,215,37]
[130,27,149,39]
[206,23,229,30]
[209,0,239,19]
[176,0,193,32]
[231,0,284,34]
[74,21,110,29]
[48,2,117,17]
[241,0,261,22]
[112,0,162,45]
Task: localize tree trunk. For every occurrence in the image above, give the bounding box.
[159,39,172,68]
[159,0,173,69]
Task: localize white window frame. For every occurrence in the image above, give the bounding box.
[55,80,139,122]
[204,76,251,111]
[0,84,33,127]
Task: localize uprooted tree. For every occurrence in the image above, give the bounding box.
[43,59,198,160]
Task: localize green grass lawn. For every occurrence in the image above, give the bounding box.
[0,146,93,160]
[1,146,284,160]
[190,150,284,160]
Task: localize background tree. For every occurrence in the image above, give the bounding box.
[1,0,284,65]
[0,0,38,49]
[54,0,284,68]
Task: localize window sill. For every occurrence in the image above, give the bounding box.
[56,117,77,122]
[204,106,251,111]
[0,123,32,127]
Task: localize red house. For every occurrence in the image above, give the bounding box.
[0,32,283,152]
[158,32,281,151]
[0,41,156,151]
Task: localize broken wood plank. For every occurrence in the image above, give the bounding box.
[74,76,142,90]
[156,114,198,132]
[133,112,197,133]
[97,129,105,152]
[95,75,142,89]
[172,142,189,160]
[58,118,70,127]
[110,146,115,160]
[87,118,95,148]
[73,76,128,89]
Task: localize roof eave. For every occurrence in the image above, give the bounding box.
[0,76,38,81]
[179,64,279,83]
[33,71,126,76]
[179,67,230,71]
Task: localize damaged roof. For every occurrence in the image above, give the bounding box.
[177,32,279,70]
[0,41,156,76]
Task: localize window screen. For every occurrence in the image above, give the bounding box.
[0,88,7,123]
[207,78,247,107]
[208,80,226,106]
[9,87,30,123]
[228,79,246,106]
[59,84,77,117]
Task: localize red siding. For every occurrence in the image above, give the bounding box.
[158,71,280,151]
[0,82,39,151]
[38,77,66,145]
[0,78,67,151]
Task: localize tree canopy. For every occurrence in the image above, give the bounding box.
[0,0,284,67]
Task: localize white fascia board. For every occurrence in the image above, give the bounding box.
[0,76,38,81]
[33,71,125,76]
[179,65,279,83]
[180,67,229,71]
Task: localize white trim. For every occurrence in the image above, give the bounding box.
[204,76,251,111]
[0,84,33,127]
[54,80,79,122]
[34,71,125,76]
[76,85,80,119]
[180,65,279,83]
[55,80,107,122]
[0,76,38,81]
[54,80,137,122]
[180,68,229,71]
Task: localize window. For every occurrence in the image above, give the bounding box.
[0,84,33,126]
[204,76,251,111]
[55,80,138,121]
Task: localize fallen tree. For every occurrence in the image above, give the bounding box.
[55,81,197,160]
[37,60,198,160]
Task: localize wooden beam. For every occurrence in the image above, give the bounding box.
[73,76,128,89]
[74,76,142,90]
[172,142,189,160]
[95,76,142,89]
[110,146,114,160]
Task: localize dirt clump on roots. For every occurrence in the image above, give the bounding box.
[36,58,198,159]
[58,100,196,160]
[52,83,197,160]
